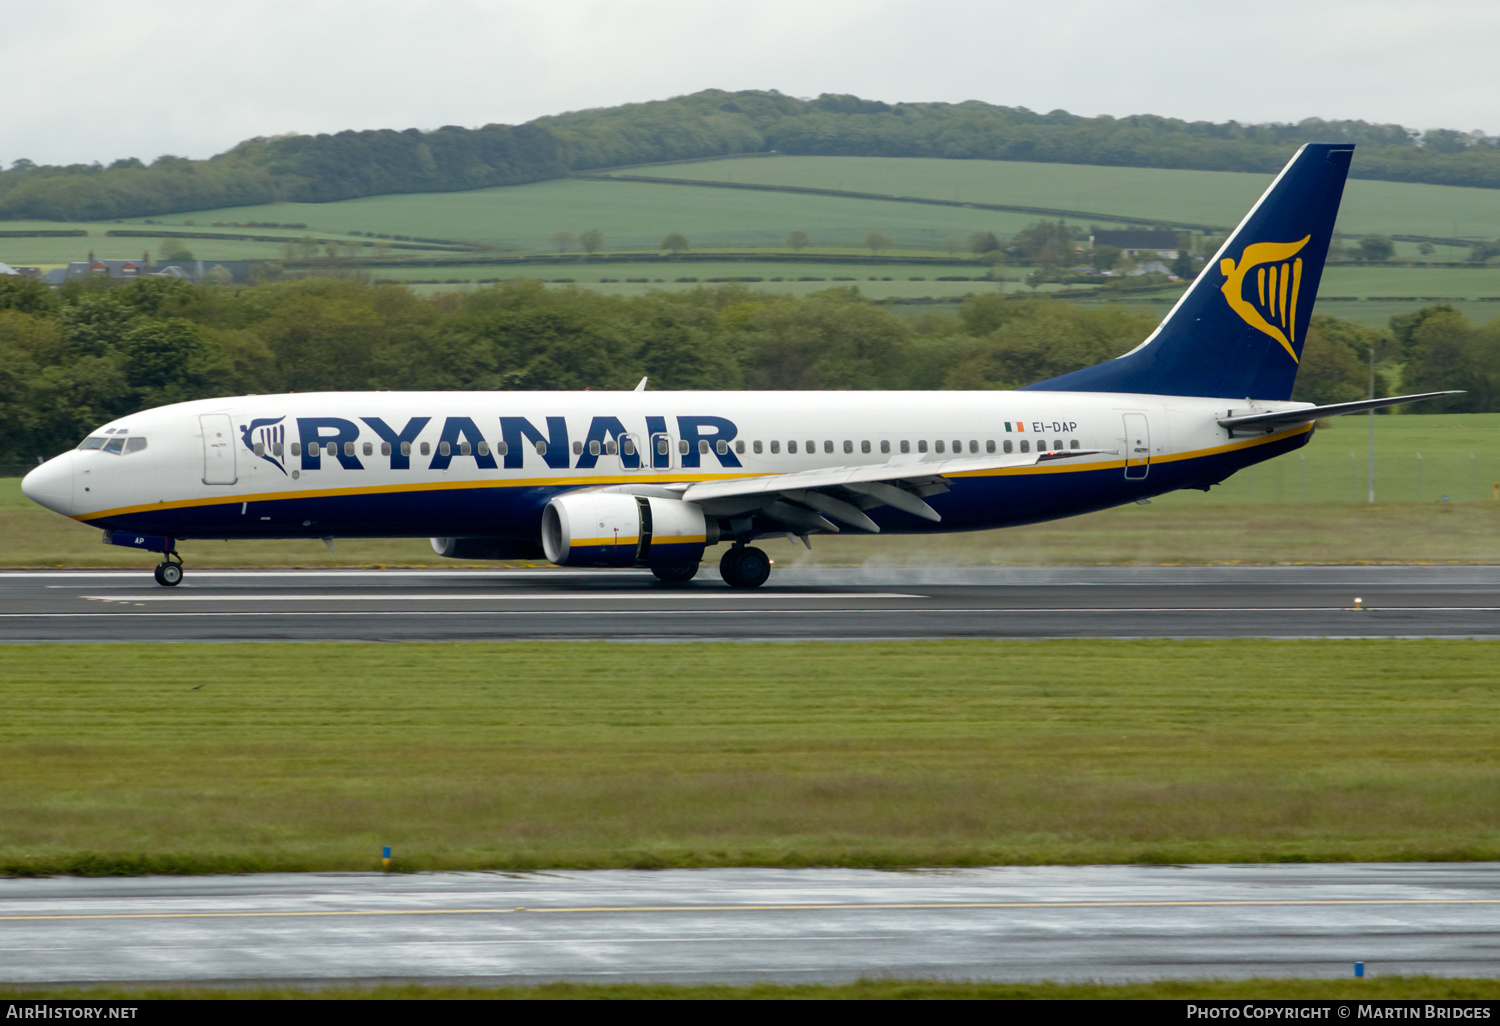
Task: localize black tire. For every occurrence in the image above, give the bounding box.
[735,546,771,588]
[156,562,183,587]
[719,546,771,589]
[651,563,698,583]
[718,547,745,587]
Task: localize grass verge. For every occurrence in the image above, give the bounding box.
[1,640,1497,875]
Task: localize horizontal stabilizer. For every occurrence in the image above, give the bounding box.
[1217,391,1464,431]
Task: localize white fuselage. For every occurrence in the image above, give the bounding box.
[23,389,1314,544]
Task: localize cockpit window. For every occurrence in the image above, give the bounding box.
[103,437,126,455]
[123,437,147,455]
[78,437,106,450]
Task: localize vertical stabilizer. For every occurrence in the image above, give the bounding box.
[1023,143,1353,400]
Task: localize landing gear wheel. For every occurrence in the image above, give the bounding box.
[651,563,699,584]
[719,546,771,589]
[154,561,183,587]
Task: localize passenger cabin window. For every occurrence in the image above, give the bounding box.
[344,441,355,457]
[420,442,430,456]
[589,440,601,456]
[381,442,392,456]
[572,441,584,455]
[843,440,853,454]
[734,440,745,454]
[807,440,816,454]
[253,441,265,457]
[496,441,508,456]
[824,440,834,454]
[439,441,451,456]
[399,441,410,457]
[679,439,690,455]
[291,442,302,457]
[1036,440,1047,452]
[1069,440,1080,450]
[273,442,284,457]
[604,440,616,455]
[969,440,978,454]
[861,440,870,454]
[788,441,797,454]
[1020,440,1030,453]
[771,440,781,454]
[753,440,763,454]
[986,440,996,454]
[657,438,669,456]
[917,440,928,453]
[1003,440,1013,454]
[622,438,636,456]
[536,440,548,456]
[900,440,910,454]
[935,440,945,454]
[1054,439,1063,451]
[363,442,373,456]
[715,440,728,455]
[459,442,471,456]
[880,440,890,454]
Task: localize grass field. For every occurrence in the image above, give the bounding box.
[375,261,1500,318]
[4,415,1498,568]
[94,156,1500,258]
[3,977,1497,1000]
[621,155,1500,249]
[0,222,429,266]
[1,639,1496,875]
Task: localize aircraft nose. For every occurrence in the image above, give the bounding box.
[21,455,75,516]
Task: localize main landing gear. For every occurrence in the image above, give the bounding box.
[719,545,771,589]
[153,549,184,588]
[650,563,699,584]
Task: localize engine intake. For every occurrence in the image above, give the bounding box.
[541,493,716,568]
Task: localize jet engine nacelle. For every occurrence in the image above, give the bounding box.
[541,492,717,568]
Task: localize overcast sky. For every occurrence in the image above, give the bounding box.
[4,0,1495,167]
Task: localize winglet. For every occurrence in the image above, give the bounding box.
[634,376,648,392]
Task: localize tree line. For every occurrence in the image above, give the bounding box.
[7,89,1500,223]
[3,273,1486,463]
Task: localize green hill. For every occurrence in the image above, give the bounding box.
[5,89,1500,223]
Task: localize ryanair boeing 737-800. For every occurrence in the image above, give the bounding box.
[20,144,1456,588]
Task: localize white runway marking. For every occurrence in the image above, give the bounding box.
[9,607,1500,618]
[15,570,619,580]
[79,592,921,603]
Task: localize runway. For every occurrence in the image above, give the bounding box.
[0,565,1496,642]
[2,864,1496,986]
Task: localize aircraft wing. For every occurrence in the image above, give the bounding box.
[661,448,1108,534]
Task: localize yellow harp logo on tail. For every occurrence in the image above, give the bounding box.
[1219,235,1311,363]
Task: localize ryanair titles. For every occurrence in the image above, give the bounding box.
[242,415,743,475]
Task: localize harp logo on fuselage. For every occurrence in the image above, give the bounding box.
[1218,235,1311,363]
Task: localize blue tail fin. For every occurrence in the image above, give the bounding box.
[1023,143,1354,400]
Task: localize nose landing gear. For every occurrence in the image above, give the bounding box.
[153,548,184,587]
